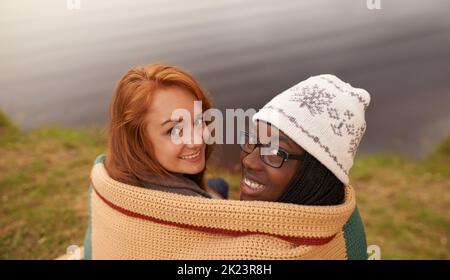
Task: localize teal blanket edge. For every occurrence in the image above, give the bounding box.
[83,154,106,260]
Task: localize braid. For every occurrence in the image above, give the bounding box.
[277,153,345,206]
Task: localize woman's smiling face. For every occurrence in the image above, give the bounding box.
[145,86,207,175]
[240,121,305,201]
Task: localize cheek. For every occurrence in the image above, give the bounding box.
[153,138,183,166]
[267,163,300,198]
[266,171,289,197]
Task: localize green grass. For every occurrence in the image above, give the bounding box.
[350,151,450,259]
[0,111,449,259]
[0,113,105,259]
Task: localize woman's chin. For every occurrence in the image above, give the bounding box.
[179,158,205,174]
[183,166,204,175]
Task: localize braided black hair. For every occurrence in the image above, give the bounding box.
[277,152,345,206]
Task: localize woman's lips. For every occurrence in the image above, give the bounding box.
[179,150,202,162]
[240,176,266,196]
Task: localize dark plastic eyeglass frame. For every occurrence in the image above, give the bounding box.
[239,131,306,168]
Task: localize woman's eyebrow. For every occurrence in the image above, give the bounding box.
[161,116,183,126]
[278,134,290,142]
[264,133,289,143]
[258,134,289,145]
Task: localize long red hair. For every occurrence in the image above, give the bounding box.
[105,63,213,188]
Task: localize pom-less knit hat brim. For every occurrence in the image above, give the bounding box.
[253,74,370,185]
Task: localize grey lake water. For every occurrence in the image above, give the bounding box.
[1,0,450,167]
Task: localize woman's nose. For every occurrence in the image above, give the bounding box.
[185,125,204,148]
[242,147,263,170]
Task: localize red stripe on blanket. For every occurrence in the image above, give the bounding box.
[93,187,335,246]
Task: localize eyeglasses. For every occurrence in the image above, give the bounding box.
[239,131,306,168]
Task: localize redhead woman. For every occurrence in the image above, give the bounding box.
[104,63,217,198]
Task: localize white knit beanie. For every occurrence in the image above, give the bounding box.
[252,74,370,185]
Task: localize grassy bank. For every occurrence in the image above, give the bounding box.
[0,111,449,259]
[0,111,105,259]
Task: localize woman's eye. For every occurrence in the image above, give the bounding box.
[170,126,183,137]
[194,117,204,126]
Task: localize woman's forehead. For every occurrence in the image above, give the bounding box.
[146,87,200,123]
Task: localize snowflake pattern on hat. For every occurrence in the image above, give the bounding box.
[289,84,335,116]
[289,83,366,156]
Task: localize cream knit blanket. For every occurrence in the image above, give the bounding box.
[84,157,368,259]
